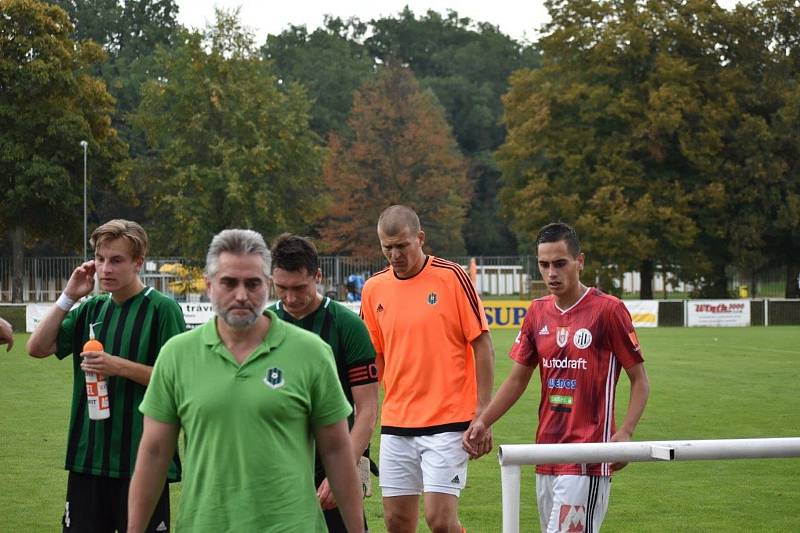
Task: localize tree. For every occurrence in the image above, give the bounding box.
[318,63,470,258]
[263,8,539,255]
[367,8,540,255]
[501,0,800,297]
[130,9,325,257]
[0,0,125,300]
[47,1,181,100]
[262,17,375,137]
[711,0,800,297]
[47,0,182,224]
[497,0,800,297]
[498,0,714,296]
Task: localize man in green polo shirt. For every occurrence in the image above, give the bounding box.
[128,229,364,533]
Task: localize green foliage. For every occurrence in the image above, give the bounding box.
[498,0,800,296]
[46,0,183,221]
[366,8,541,255]
[0,0,126,249]
[318,64,470,258]
[367,8,539,155]
[130,9,325,257]
[262,17,375,137]
[262,8,540,255]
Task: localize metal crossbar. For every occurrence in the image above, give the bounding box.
[497,438,800,533]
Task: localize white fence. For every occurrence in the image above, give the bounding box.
[498,438,800,533]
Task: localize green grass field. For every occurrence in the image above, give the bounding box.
[1,327,799,531]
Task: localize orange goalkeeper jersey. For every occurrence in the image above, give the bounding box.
[361,256,489,435]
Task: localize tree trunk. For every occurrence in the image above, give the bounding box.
[11,226,24,303]
[640,259,654,300]
[710,267,729,298]
[786,262,800,298]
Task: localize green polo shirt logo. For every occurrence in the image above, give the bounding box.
[264,367,285,389]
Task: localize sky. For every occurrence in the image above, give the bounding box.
[175,1,747,45]
[174,1,551,44]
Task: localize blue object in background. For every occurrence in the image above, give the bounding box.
[346,274,365,301]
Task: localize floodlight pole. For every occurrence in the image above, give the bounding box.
[80,140,88,260]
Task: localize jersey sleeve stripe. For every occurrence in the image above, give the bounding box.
[431,257,478,296]
[432,259,482,325]
[370,266,390,278]
[431,258,483,326]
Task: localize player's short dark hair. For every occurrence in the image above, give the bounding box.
[536,222,581,257]
[377,205,421,236]
[270,233,319,275]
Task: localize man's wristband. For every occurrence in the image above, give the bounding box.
[56,293,76,312]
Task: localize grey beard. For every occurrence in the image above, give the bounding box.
[213,301,268,330]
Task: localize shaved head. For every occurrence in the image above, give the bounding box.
[377,205,421,236]
[376,205,426,278]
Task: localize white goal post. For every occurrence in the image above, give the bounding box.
[498,438,800,533]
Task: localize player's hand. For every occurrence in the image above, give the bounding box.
[65,261,97,300]
[80,350,121,378]
[610,428,634,471]
[463,419,493,459]
[0,317,13,352]
[316,477,337,510]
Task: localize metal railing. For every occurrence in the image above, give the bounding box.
[0,256,188,302]
[0,255,540,302]
[498,438,800,533]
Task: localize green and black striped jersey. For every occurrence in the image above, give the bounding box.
[270,297,377,405]
[269,297,377,480]
[56,286,185,480]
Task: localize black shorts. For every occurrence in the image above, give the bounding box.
[62,471,170,533]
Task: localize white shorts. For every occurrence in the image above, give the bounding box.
[536,474,611,533]
[379,432,468,497]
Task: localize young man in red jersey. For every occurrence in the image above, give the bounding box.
[464,222,650,533]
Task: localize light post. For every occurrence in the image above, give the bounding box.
[80,140,88,260]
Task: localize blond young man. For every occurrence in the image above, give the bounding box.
[27,219,185,532]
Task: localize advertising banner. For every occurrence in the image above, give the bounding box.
[27,300,345,332]
[623,300,659,328]
[483,299,660,330]
[482,300,530,330]
[687,300,750,327]
[27,297,747,332]
[179,302,216,329]
[25,303,55,333]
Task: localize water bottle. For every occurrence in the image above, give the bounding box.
[83,323,110,420]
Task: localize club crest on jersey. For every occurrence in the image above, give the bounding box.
[556,327,570,348]
[427,292,438,305]
[264,367,285,389]
[573,328,592,349]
